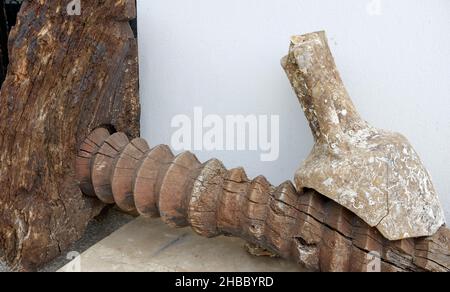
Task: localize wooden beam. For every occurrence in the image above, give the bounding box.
[0,0,140,270]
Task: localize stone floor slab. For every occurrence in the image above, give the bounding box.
[59,217,304,272]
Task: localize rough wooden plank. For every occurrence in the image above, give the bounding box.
[0,0,140,270]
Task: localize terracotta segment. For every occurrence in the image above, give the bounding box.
[159,152,201,227]
[77,129,450,272]
[381,262,404,273]
[319,228,352,272]
[243,176,272,240]
[352,223,384,254]
[349,246,373,272]
[392,238,415,257]
[189,159,227,238]
[76,128,111,197]
[264,182,299,258]
[112,138,150,212]
[293,192,325,245]
[323,202,354,238]
[414,227,450,272]
[133,145,174,217]
[91,133,129,204]
[218,168,250,236]
[297,190,326,223]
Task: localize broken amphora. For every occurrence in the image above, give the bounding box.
[282,31,445,241]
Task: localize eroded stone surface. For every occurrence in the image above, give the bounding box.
[282,31,445,241]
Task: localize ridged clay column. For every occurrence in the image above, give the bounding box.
[76,128,450,272]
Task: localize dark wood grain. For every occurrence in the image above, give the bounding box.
[0,0,140,270]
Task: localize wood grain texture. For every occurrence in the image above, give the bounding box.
[0,0,140,270]
[77,130,450,272]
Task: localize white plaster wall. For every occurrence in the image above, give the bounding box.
[137,0,450,222]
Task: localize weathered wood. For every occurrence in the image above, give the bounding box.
[0,0,140,270]
[77,129,450,272]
